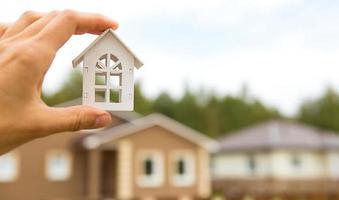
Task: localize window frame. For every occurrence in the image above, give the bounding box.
[45,150,73,182]
[94,53,122,103]
[170,150,196,187]
[247,154,256,176]
[136,150,164,188]
[0,151,19,182]
[291,153,302,169]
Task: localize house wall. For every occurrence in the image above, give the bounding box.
[0,115,126,200]
[0,132,87,200]
[109,125,211,199]
[212,150,332,180]
[213,153,251,178]
[271,150,325,179]
[325,151,339,178]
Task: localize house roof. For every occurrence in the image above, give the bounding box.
[217,120,339,152]
[53,97,141,122]
[72,28,143,69]
[81,113,219,152]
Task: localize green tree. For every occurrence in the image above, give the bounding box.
[173,90,205,133]
[298,87,339,131]
[151,92,176,118]
[134,82,153,114]
[202,96,221,137]
[43,70,282,138]
[42,70,83,106]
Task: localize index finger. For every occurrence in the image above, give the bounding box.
[36,10,118,50]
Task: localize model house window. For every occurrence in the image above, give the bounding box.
[247,155,256,175]
[0,152,19,182]
[95,53,122,103]
[46,150,72,181]
[171,152,195,187]
[137,151,164,187]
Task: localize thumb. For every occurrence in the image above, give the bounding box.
[43,105,112,134]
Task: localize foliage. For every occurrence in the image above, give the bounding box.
[298,87,339,132]
[42,70,83,106]
[43,71,281,138]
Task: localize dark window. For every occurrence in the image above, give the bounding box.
[291,154,302,168]
[248,155,256,174]
[176,159,186,175]
[144,158,153,176]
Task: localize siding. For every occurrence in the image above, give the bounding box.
[212,150,338,179]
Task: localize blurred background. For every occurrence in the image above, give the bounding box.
[1,1,339,200]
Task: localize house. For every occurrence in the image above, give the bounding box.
[73,28,143,111]
[212,120,339,199]
[0,98,216,200]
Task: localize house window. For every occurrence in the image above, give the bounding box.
[144,158,154,175]
[177,159,185,175]
[247,155,256,175]
[46,150,72,181]
[95,53,122,103]
[137,151,164,187]
[291,153,302,168]
[0,152,19,182]
[171,151,195,187]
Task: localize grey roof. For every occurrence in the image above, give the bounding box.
[217,120,339,152]
[53,97,141,122]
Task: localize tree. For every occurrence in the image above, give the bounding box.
[42,70,83,106]
[298,87,339,131]
[43,71,282,138]
[151,92,175,118]
[134,82,153,114]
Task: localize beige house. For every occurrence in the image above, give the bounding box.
[0,99,216,200]
[212,120,339,198]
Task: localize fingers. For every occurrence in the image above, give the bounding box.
[0,23,11,37]
[42,105,112,134]
[2,11,45,38]
[18,11,59,38]
[36,10,119,50]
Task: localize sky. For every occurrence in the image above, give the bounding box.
[1,0,339,115]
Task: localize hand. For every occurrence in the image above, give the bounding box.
[0,10,118,154]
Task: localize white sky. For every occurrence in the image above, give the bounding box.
[1,0,339,115]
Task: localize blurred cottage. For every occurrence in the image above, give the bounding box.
[0,98,216,200]
[2,97,339,200]
[213,120,339,199]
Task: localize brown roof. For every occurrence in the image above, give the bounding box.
[217,120,339,152]
[80,113,219,152]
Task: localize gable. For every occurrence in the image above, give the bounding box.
[103,125,198,150]
[72,29,143,69]
[84,32,134,66]
[83,114,218,152]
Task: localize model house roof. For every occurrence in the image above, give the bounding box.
[81,113,219,152]
[217,120,339,152]
[72,28,143,69]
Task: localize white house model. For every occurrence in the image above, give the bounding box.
[72,29,143,111]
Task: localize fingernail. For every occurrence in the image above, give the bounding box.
[94,113,112,128]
